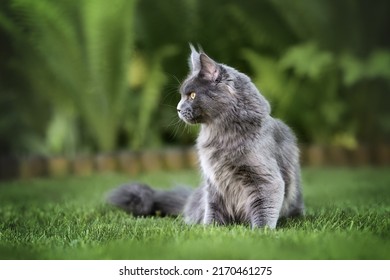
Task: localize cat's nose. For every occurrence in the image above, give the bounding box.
[177,99,185,114]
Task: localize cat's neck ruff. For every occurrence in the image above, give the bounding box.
[199,110,264,142]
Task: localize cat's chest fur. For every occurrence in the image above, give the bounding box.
[197,126,250,220]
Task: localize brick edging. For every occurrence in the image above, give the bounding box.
[0,145,389,181]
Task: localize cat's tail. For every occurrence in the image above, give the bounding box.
[106,183,192,217]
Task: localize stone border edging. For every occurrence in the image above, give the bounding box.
[0,145,389,181]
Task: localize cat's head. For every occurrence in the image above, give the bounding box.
[177,45,270,125]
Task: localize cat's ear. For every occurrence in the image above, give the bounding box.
[199,53,220,82]
[188,44,201,72]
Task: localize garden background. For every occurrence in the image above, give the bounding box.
[0,0,389,260]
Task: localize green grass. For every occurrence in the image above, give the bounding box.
[0,167,389,260]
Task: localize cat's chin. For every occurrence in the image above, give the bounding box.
[178,114,199,125]
[180,118,198,125]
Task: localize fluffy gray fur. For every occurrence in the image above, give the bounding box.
[107,45,304,229]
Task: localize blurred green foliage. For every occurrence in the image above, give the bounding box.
[0,0,389,156]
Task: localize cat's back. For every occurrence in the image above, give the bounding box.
[268,117,299,165]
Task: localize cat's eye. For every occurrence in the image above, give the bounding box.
[189,92,196,100]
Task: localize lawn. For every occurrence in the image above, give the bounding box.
[0,167,389,260]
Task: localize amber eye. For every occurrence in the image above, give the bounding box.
[189,92,196,100]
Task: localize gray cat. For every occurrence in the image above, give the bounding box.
[108,45,304,229]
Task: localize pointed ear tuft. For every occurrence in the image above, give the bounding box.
[188,43,201,72]
[199,53,220,81]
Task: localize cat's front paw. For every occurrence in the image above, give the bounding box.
[250,218,277,230]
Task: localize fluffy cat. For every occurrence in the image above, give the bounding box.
[108,45,304,229]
